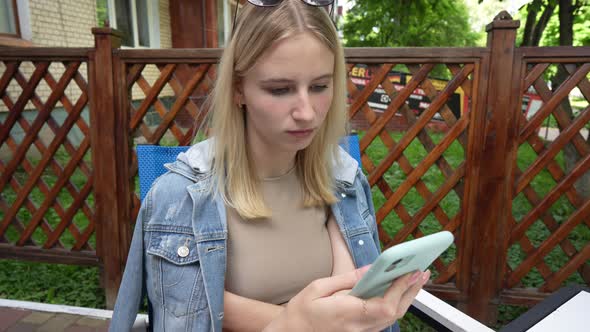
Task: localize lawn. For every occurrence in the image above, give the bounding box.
[0,129,588,331]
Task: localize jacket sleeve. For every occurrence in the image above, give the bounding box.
[358,169,382,253]
[109,190,151,331]
[359,170,402,332]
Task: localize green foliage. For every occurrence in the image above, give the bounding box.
[512,0,590,46]
[539,4,590,46]
[342,0,481,47]
[0,260,105,308]
[96,0,108,27]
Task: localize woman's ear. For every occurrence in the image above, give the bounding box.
[233,81,244,106]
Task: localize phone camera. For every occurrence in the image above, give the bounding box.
[385,258,403,272]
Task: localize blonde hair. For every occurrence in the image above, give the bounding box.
[209,0,348,219]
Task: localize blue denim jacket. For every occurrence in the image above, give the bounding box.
[110,139,399,332]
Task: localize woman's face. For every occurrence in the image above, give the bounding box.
[239,32,335,156]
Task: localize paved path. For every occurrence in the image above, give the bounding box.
[537,127,589,141]
[0,299,148,332]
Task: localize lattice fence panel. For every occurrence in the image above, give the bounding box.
[125,62,218,221]
[508,61,590,294]
[347,61,478,287]
[0,58,95,255]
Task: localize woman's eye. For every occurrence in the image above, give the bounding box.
[311,84,328,93]
[268,87,291,96]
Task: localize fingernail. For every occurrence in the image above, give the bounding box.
[422,270,431,282]
[408,271,422,285]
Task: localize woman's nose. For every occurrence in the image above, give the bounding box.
[292,91,314,122]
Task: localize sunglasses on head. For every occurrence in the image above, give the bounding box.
[232,0,335,38]
[247,0,333,6]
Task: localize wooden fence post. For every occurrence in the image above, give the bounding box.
[458,11,521,323]
[89,27,131,309]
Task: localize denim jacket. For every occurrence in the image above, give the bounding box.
[110,139,399,332]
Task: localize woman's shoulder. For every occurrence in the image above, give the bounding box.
[149,170,196,198]
[141,171,198,229]
[333,146,362,185]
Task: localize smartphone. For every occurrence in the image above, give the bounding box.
[349,231,454,299]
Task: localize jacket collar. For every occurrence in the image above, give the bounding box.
[166,138,359,186]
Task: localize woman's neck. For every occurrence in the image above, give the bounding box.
[247,140,297,179]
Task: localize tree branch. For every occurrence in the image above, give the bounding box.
[531,2,556,46]
[522,1,540,46]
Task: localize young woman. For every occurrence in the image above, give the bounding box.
[110,1,429,331]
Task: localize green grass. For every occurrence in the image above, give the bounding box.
[1,130,589,331]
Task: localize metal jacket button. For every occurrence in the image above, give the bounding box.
[177,245,189,258]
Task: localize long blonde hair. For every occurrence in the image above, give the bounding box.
[209,0,348,219]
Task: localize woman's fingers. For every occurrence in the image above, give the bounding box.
[382,270,422,305]
[396,270,430,316]
[303,265,371,300]
[357,269,428,325]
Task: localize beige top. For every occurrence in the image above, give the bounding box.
[225,167,333,305]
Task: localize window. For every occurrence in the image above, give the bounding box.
[0,0,20,37]
[105,0,160,48]
[217,0,243,47]
[0,0,31,47]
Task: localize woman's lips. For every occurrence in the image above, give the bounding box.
[287,129,314,138]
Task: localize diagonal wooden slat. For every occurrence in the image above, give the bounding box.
[0,68,86,238]
[347,67,456,250]
[523,63,550,90]
[368,64,473,187]
[381,72,467,204]
[129,64,177,131]
[401,163,466,237]
[0,62,20,103]
[17,137,91,246]
[44,168,93,249]
[12,70,94,234]
[511,149,590,244]
[533,82,590,159]
[517,105,590,193]
[408,64,470,147]
[447,64,473,98]
[520,63,590,143]
[0,62,50,147]
[346,64,466,282]
[511,186,574,278]
[4,134,67,248]
[126,63,146,90]
[541,242,590,292]
[0,62,79,194]
[376,116,469,222]
[150,63,211,143]
[508,195,590,288]
[360,64,435,152]
[16,66,93,186]
[348,63,394,118]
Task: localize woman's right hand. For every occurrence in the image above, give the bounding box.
[263,265,430,332]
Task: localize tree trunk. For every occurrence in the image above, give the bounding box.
[555,0,590,199]
[531,3,556,46]
[522,0,540,46]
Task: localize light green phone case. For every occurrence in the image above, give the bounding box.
[349,231,454,299]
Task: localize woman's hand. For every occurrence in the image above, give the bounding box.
[263,265,430,332]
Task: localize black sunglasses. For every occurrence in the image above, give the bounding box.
[232,0,335,38]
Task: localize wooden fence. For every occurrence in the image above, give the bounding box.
[0,12,588,323]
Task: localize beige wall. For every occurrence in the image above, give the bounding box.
[159,0,172,49]
[29,0,97,47]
